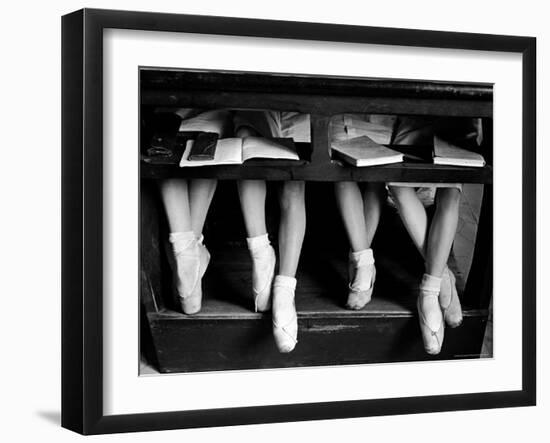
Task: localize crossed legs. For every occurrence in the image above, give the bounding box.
[388,186,460,277]
[389,185,463,354]
[334,182,385,309]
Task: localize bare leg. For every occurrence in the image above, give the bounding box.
[189,179,217,236]
[272,180,305,353]
[362,182,386,246]
[425,188,461,277]
[390,186,462,353]
[159,179,192,232]
[388,186,429,257]
[389,185,461,277]
[236,127,268,238]
[335,181,383,309]
[238,180,268,237]
[277,181,306,277]
[334,182,369,252]
[239,178,274,312]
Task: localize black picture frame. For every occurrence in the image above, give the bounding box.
[61,8,536,435]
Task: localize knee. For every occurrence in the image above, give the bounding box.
[235,126,257,138]
[436,188,461,211]
[388,185,407,203]
[280,181,305,211]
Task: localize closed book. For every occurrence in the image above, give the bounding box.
[433,136,485,167]
[331,136,404,167]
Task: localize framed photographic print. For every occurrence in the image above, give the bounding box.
[61,8,536,435]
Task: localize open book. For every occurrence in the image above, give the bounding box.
[331,136,404,167]
[433,136,485,167]
[179,137,299,167]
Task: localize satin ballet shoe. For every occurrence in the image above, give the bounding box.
[417,290,445,355]
[272,284,298,353]
[250,245,276,312]
[174,240,210,315]
[347,261,376,310]
[440,267,463,328]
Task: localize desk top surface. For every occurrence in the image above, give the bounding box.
[141,67,493,100]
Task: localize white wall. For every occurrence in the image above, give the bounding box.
[0,0,547,441]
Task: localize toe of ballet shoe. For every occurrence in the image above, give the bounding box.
[443,304,463,328]
[345,290,372,310]
[273,319,298,353]
[445,316,463,328]
[180,296,201,315]
[419,326,444,355]
[425,344,442,355]
[275,340,296,354]
[255,295,272,313]
[273,332,297,353]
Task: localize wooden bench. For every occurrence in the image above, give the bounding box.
[140,68,493,373]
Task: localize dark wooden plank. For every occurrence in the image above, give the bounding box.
[141,90,492,118]
[140,181,165,311]
[141,161,493,183]
[141,68,493,100]
[463,120,493,309]
[463,185,493,309]
[146,313,488,373]
[310,114,332,165]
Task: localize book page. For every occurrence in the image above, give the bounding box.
[241,137,299,162]
[179,138,243,167]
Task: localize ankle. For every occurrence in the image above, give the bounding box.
[273,275,297,291]
[169,231,197,255]
[419,273,442,296]
[247,233,271,254]
[273,276,296,309]
[350,248,374,267]
[273,276,297,321]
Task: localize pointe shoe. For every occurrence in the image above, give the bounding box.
[417,290,445,355]
[250,245,276,312]
[272,281,298,353]
[346,250,376,310]
[440,267,463,328]
[174,239,210,315]
[347,262,376,310]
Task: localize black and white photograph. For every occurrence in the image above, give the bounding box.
[52,4,540,437]
[139,68,493,374]
[3,0,550,439]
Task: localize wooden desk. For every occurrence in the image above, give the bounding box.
[140,68,493,372]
